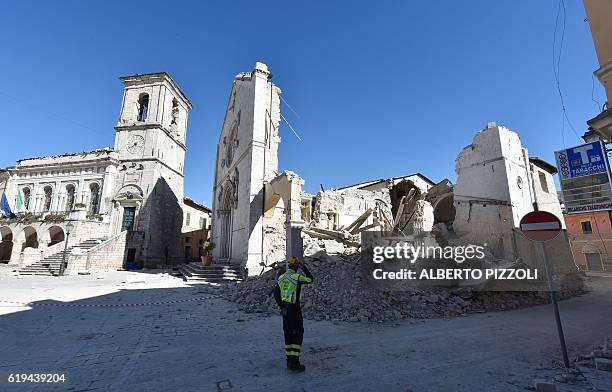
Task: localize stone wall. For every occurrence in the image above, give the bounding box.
[67,230,144,273]
[453,123,565,259]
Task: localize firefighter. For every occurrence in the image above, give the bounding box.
[273,256,314,372]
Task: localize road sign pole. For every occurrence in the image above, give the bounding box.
[540,241,570,368]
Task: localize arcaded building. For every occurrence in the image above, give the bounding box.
[0,72,195,272]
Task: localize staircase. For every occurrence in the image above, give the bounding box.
[178,261,243,283]
[18,238,107,276]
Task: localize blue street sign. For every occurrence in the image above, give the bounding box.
[555,140,612,213]
[555,141,607,180]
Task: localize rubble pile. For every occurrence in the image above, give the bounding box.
[575,338,612,372]
[214,251,584,322]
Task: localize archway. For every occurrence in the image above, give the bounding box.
[433,193,456,225]
[48,226,65,246]
[21,226,39,250]
[0,226,13,263]
[218,185,234,260]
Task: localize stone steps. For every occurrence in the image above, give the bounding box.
[18,237,107,276]
[178,262,243,283]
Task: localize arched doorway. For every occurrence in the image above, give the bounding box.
[48,226,65,246]
[218,185,234,260]
[0,226,13,263]
[21,226,39,250]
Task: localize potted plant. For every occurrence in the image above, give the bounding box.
[201,241,215,266]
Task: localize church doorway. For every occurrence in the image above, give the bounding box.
[219,187,234,259]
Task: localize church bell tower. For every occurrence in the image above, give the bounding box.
[112,72,193,267]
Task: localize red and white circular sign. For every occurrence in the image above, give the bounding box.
[519,211,562,242]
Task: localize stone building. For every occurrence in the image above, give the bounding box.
[453,122,565,259]
[182,197,212,261]
[211,62,305,275]
[0,72,194,271]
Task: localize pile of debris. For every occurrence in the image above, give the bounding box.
[213,250,583,322]
[575,338,612,372]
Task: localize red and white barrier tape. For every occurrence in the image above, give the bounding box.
[0,296,218,308]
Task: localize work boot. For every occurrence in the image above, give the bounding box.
[286,357,305,373]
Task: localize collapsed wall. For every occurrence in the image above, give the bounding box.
[453,122,568,262]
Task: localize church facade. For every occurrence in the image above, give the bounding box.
[0,72,195,270]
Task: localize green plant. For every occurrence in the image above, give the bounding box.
[203,241,215,255]
[87,213,104,221]
[43,213,67,223]
[74,203,87,209]
[21,212,40,223]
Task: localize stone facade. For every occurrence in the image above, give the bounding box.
[0,72,194,270]
[453,122,565,259]
[211,62,284,274]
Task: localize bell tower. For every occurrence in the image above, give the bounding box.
[111,72,193,267]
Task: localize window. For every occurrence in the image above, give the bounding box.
[89,183,100,214]
[539,172,549,193]
[65,184,76,210]
[581,221,593,234]
[200,217,206,229]
[43,186,53,212]
[171,98,179,127]
[137,93,149,122]
[22,187,31,210]
[186,213,191,226]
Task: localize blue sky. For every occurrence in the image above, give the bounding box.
[0,1,604,206]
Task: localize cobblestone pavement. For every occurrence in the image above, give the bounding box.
[1,270,611,391]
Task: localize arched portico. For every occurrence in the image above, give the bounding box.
[20,226,39,251]
[47,225,65,246]
[0,226,13,263]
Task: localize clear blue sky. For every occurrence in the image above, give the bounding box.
[0,1,604,206]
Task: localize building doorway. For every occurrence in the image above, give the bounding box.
[586,252,604,272]
[219,186,234,260]
[121,207,136,232]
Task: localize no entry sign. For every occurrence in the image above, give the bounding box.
[519,211,562,242]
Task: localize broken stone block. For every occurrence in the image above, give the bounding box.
[595,357,612,372]
[323,240,345,254]
[533,380,557,392]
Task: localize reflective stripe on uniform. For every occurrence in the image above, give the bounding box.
[285,350,300,356]
[285,344,301,350]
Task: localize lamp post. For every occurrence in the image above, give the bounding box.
[58,221,74,277]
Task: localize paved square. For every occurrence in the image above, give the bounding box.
[1,270,612,391]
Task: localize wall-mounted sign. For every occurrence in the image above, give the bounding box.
[555,140,612,213]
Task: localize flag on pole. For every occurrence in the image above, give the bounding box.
[1,192,15,218]
[16,190,23,211]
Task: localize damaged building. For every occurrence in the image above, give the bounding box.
[211,62,574,278]
[453,122,566,260]
[210,63,306,275]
